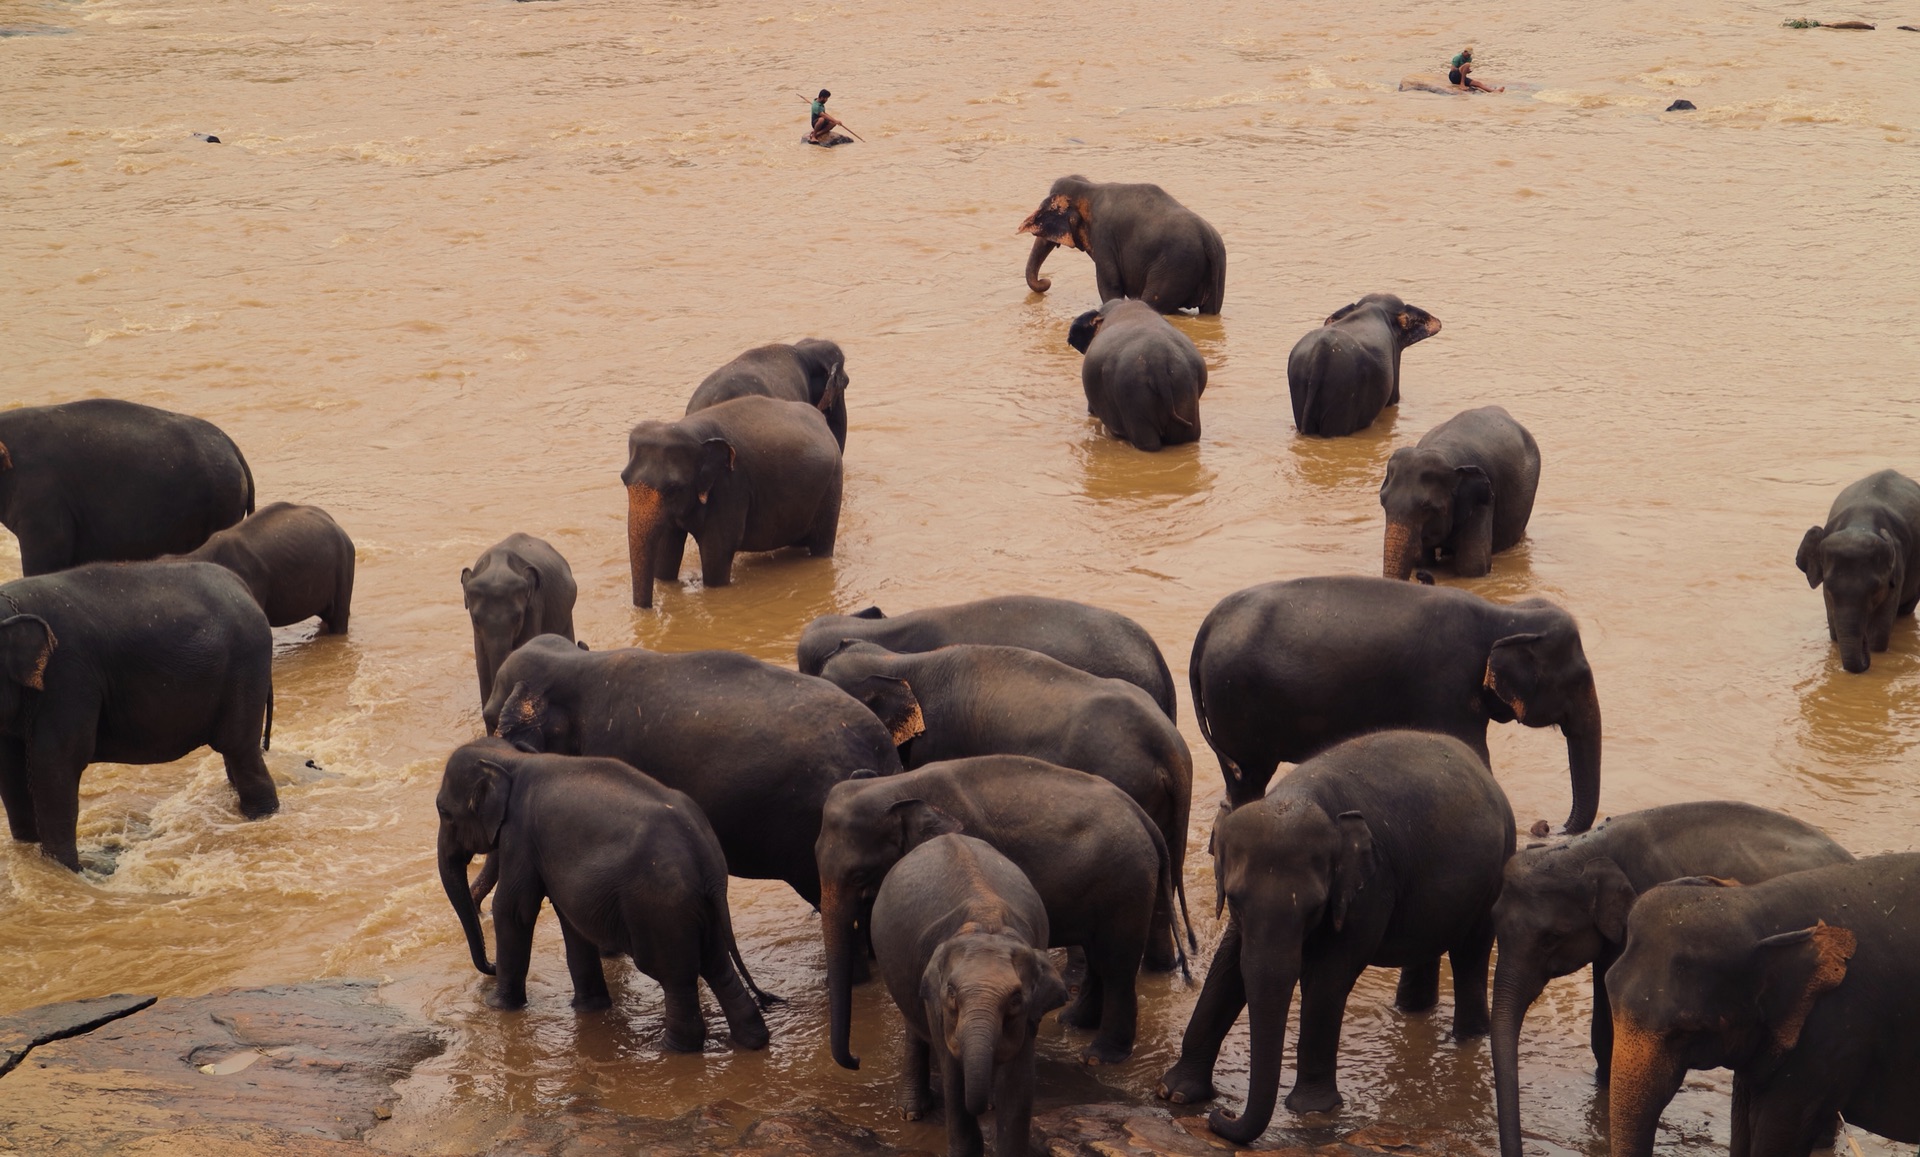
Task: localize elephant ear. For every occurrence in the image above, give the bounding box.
[696,438,736,505]
[521,563,542,593]
[1582,857,1638,942]
[459,566,475,592]
[848,675,926,746]
[1796,526,1827,588]
[0,614,56,691]
[1755,920,1855,1054]
[1483,633,1544,722]
[887,797,964,852]
[1329,810,1376,933]
[1324,301,1362,326]
[1014,946,1069,1024]
[1453,464,1494,509]
[851,606,886,620]
[470,759,512,848]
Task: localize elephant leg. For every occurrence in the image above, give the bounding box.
[1286,962,1362,1114]
[214,691,279,821]
[1144,878,1178,971]
[1744,1076,1839,1157]
[1394,957,1442,1014]
[653,529,688,582]
[0,738,37,843]
[1590,950,1618,1079]
[901,1033,936,1119]
[486,897,538,1010]
[27,735,89,871]
[1157,921,1245,1104]
[803,471,841,558]
[1059,964,1102,1030]
[1731,1072,1753,1157]
[1451,502,1496,578]
[702,946,770,1049]
[1085,935,1143,1065]
[695,534,738,589]
[557,912,611,1011]
[1128,428,1164,453]
[991,1032,1037,1157]
[1870,596,1898,652]
[940,1035,986,1157]
[1448,912,1495,1039]
[323,566,352,634]
[659,980,708,1053]
[470,852,500,907]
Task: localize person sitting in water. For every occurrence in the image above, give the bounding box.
[1449,60,1504,93]
[807,89,844,142]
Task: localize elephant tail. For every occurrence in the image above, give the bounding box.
[261,679,273,753]
[239,448,256,516]
[713,887,782,1008]
[1189,628,1244,788]
[1199,222,1226,315]
[1137,795,1193,982]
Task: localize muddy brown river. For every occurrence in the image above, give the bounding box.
[4,0,1918,1152]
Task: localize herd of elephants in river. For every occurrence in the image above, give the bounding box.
[2,173,1918,1157]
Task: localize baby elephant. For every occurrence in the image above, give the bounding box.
[871,833,1067,1157]
[461,533,577,706]
[435,740,773,1052]
[1795,468,1920,673]
[182,502,355,632]
[684,339,850,449]
[1287,293,1441,437]
[1067,299,1207,452]
[1380,406,1540,579]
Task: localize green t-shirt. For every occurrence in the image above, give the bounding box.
[810,100,825,122]
[1450,51,1471,67]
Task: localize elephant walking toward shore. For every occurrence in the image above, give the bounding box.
[1381,406,1539,579]
[1795,468,1920,673]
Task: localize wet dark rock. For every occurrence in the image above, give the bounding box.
[1032,1104,1479,1157]
[1666,99,1697,111]
[0,992,155,1077]
[195,133,222,143]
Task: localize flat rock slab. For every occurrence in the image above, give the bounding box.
[1399,74,1466,95]
[1033,1104,1480,1157]
[0,992,155,1077]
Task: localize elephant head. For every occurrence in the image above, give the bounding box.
[436,740,521,977]
[817,641,928,752]
[794,605,885,675]
[1016,176,1094,294]
[0,613,57,726]
[1067,307,1107,354]
[1206,799,1375,1143]
[481,635,580,751]
[1329,293,1442,362]
[1606,880,1856,1157]
[621,420,736,609]
[1480,601,1603,833]
[1380,449,1494,580]
[921,929,1067,1115]
[461,560,546,704]
[1796,524,1903,673]
[792,338,849,415]
[817,786,964,1070]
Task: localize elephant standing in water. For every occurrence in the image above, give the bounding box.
[1795,468,1920,673]
[1381,406,1540,579]
[181,502,356,633]
[1287,294,1441,437]
[461,533,576,706]
[1068,299,1207,452]
[1018,176,1226,314]
[685,339,850,449]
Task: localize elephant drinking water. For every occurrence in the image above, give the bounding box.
[1017,176,1226,314]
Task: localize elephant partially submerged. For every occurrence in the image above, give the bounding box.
[1068,299,1207,452]
[685,339,850,449]
[1287,294,1441,437]
[1018,176,1226,314]
[461,533,577,707]
[1795,468,1920,673]
[181,502,357,633]
[1381,406,1540,580]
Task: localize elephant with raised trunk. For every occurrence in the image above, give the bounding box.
[181,502,356,633]
[1068,299,1207,452]
[1607,856,1920,1157]
[1489,802,1852,1157]
[1795,469,1920,673]
[623,395,841,609]
[1018,176,1225,314]
[871,833,1068,1157]
[1381,406,1540,580]
[1288,294,1441,437]
[1157,731,1513,1143]
[685,339,850,449]
[1190,575,1601,833]
[461,533,577,706]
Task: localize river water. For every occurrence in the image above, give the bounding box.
[3,0,1918,1151]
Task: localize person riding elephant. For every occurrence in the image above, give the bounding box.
[1381,406,1540,580]
[1607,856,1920,1157]
[435,740,774,1052]
[1794,469,1920,673]
[1490,802,1854,1157]
[1017,176,1226,314]
[1190,575,1602,833]
[1067,299,1207,452]
[795,595,1177,722]
[1287,294,1442,437]
[623,396,842,609]
[870,833,1068,1157]
[684,339,851,449]
[818,755,1177,1072]
[0,561,276,871]
[178,502,356,634]
[1157,731,1514,1143]
[461,533,577,706]
[0,398,254,576]
[484,634,901,907]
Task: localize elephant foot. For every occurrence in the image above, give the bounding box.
[570,993,613,1012]
[1451,1009,1491,1039]
[483,987,527,1011]
[661,1026,707,1053]
[237,794,280,821]
[900,1086,937,1121]
[1080,1037,1134,1067]
[40,843,81,872]
[1156,1060,1217,1105]
[728,1017,770,1051]
[1058,992,1102,1030]
[1285,1079,1344,1116]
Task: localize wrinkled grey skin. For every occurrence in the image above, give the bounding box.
[870,834,1067,1157]
[1795,469,1920,673]
[795,595,1177,722]
[1287,294,1441,437]
[1490,802,1854,1157]
[1018,175,1226,314]
[1380,406,1540,580]
[685,339,850,449]
[181,502,356,633]
[461,533,577,706]
[1067,299,1207,452]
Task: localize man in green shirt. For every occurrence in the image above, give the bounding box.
[807,89,842,143]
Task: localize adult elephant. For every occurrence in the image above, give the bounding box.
[795,595,1177,722]
[1794,469,1920,673]
[461,533,577,706]
[1287,294,1441,437]
[624,396,841,609]
[1490,802,1853,1157]
[1017,176,1225,314]
[1190,575,1601,833]
[484,635,901,907]
[685,339,850,449]
[1157,731,1514,1143]
[0,561,275,870]
[1067,300,1207,452]
[0,398,254,575]
[1381,406,1540,580]
[181,502,356,633]
[818,756,1175,1071]
[1607,856,1920,1157]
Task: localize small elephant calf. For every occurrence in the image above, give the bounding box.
[461,533,577,706]
[1380,406,1540,579]
[1287,293,1441,437]
[1068,299,1207,452]
[182,502,356,633]
[1795,468,1920,673]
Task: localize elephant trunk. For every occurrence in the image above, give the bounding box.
[1561,680,1603,833]
[1607,1019,1687,1157]
[1832,607,1872,673]
[959,1012,999,1117]
[438,828,494,975]
[1024,237,1056,294]
[1491,960,1549,1157]
[1208,954,1296,1144]
[627,483,667,609]
[474,629,516,706]
[821,883,861,1071]
[1383,517,1421,581]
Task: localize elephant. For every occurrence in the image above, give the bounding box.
[623,395,841,609]
[814,640,1194,968]
[0,398,254,575]
[0,561,275,870]
[435,740,773,1051]
[1067,299,1207,452]
[1381,406,1540,580]
[1017,175,1226,314]
[1190,575,1601,833]
[870,833,1068,1157]
[1287,294,1441,437]
[685,339,850,449]
[1157,731,1514,1143]
[1607,855,1920,1157]
[1794,469,1920,673]
[795,595,1177,723]
[1490,802,1854,1157]
[818,755,1176,1072]
[484,634,902,906]
[461,533,577,706]
[179,502,356,633]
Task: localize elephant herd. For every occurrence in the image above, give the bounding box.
[4,178,1920,1157]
